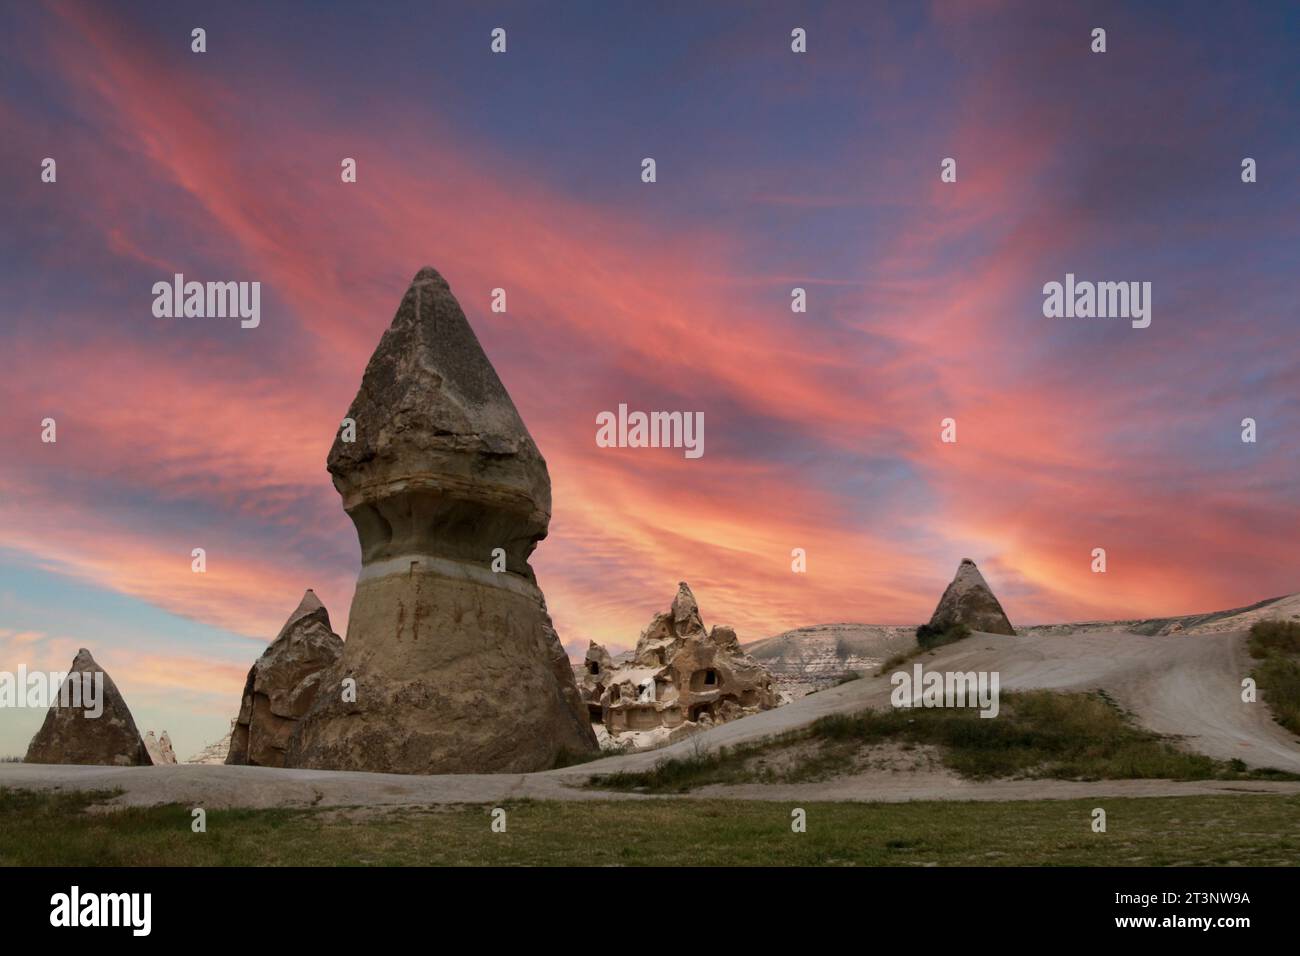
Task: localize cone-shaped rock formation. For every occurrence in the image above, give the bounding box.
[227,589,343,767]
[926,559,1016,635]
[24,649,150,766]
[288,267,597,773]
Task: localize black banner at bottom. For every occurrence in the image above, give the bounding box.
[0,866,1287,940]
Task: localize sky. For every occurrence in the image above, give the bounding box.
[1,0,1298,759]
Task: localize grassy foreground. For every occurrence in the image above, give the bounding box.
[2,788,1299,866]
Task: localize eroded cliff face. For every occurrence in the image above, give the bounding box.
[288,267,596,774]
[189,721,235,765]
[744,624,916,695]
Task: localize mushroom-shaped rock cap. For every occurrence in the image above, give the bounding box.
[329,268,551,565]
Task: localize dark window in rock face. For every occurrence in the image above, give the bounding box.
[690,668,721,691]
[587,661,600,675]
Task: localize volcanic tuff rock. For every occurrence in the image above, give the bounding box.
[143,730,177,765]
[744,623,915,696]
[24,649,150,767]
[926,559,1016,635]
[1021,593,1300,638]
[579,583,779,748]
[288,267,597,773]
[227,589,343,768]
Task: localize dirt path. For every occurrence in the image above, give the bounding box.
[4,760,1300,809]
[4,627,1298,808]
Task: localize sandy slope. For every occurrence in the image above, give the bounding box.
[4,625,1299,808]
[561,627,1300,776]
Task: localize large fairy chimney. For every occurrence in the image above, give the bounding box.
[287,267,597,773]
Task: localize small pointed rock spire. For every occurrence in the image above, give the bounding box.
[226,590,344,768]
[671,581,705,637]
[274,588,330,642]
[926,559,1016,635]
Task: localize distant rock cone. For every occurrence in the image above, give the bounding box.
[24,649,150,766]
[926,559,1016,636]
[227,590,343,768]
[143,730,178,765]
[143,731,165,765]
[287,267,597,773]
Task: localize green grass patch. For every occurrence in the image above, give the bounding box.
[1248,619,1300,657]
[875,623,970,676]
[915,621,972,651]
[587,739,782,792]
[808,691,1240,781]
[876,650,914,675]
[1249,619,1300,737]
[3,788,1298,866]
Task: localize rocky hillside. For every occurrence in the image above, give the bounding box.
[746,593,1300,698]
[1021,593,1300,638]
[743,624,914,696]
[188,720,234,765]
